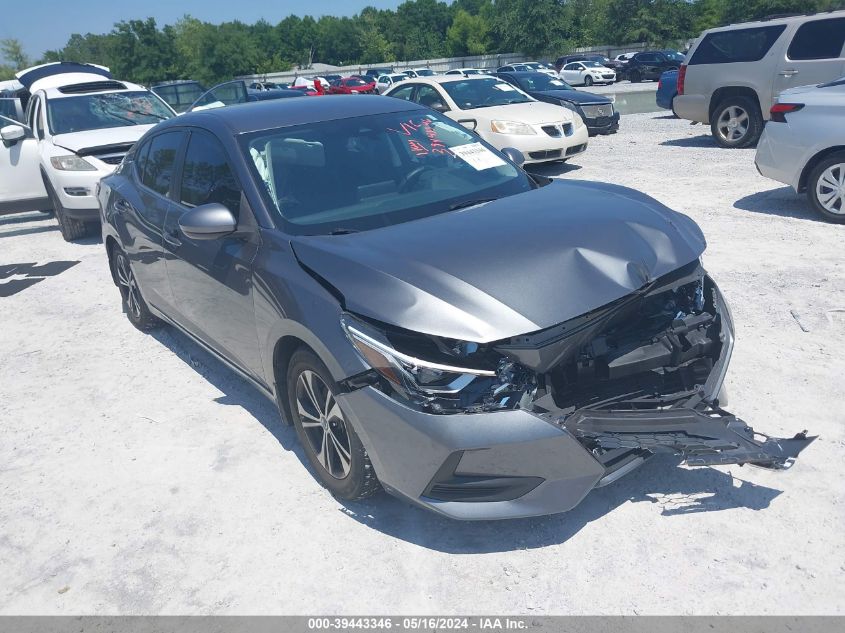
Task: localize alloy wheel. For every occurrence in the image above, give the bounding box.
[716,106,749,143]
[816,163,845,215]
[115,252,142,320]
[295,369,353,479]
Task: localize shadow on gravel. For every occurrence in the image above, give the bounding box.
[0,225,60,239]
[661,135,719,148]
[338,457,782,553]
[149,328,306,462]
[734,187,823,222]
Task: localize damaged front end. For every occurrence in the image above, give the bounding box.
[340,260,814,477]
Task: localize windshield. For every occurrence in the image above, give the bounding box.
[441,78,532,109]
[242,110,532,235]
[663,51,685,62]
[47,91,173,134]
[345,78,369,86]
[516,74,572,91]
[415,69,436,76]
[582,61,604,68]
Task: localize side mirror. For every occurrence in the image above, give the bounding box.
[178,203,237,240]
[501,147,525,167]
[1,124,26,145]
[457,118,477,131]
[430,101,450,113]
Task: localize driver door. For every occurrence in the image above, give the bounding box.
[0,114,48,215]
[560,63,581,83]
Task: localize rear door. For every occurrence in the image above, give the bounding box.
[119,129,188,310]
[162,129,264,381]
[775,16,845,98]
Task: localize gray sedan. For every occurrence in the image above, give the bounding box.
[97,96,813,520]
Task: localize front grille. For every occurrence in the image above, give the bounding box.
[541,125,561,138]
[581,103,614,119]
[565,143,586,156]
[602,74,615,79]
[96,154,125,165]
[528,149,562,160]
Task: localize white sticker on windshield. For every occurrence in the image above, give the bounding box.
[451,142,508,171]
[493,83,517,91]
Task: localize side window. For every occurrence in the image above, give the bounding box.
[179,131,241,216]
[141,131,184,197]
[390,84,416,101]
[134,139,151,183]
[563,63,578,71]
[415,85,446,110]
[32,100,44,139]
[788,18,845,61]
[690,25,787,65]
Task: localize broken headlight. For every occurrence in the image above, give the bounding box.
[340,313,536,413]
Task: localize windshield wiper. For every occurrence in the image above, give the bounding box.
[122,109,169,121]
[449,197,497,211]
[328,227,359,235]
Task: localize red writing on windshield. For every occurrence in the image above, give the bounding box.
[388,118,454,157]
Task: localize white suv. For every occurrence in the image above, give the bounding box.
[674,11,845,148]
[0,62,175,241]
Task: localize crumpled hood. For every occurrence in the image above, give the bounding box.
[292,180,706,343]
[52,125,155,153]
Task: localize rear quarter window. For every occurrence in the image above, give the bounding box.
[690,25,787,65]
[787,18,845,60]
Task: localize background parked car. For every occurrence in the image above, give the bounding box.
[0,62,175,240]
[497,64,532,73]
[384,75,589,164]
[402,68,437,78]
[755,77,845,222]
[152,80,206,114]
[375,73,408,94]
[656,69,679,112]
[496,71,619,135]
[675,10,845,148]
[364,67,394,79]
[0,79,25,122]
[329,77,377,95]
[445,68,489,77]
[559,60,616,86]
[522,61,558,76]
[622,51,680,83]
[189,80,305,112]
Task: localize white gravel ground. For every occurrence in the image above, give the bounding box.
[1,112,843,615]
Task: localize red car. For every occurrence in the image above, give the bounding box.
[329,77,377,95]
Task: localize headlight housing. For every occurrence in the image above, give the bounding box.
[50,155,96,171]
[490,120,536,135]
[559,100,578,112]
[340,313,536,413]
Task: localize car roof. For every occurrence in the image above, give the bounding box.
[706,8,845,32]
[161,94,425,135]
[395,76,501,88]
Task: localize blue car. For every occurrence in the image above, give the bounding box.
[656,69,678,112]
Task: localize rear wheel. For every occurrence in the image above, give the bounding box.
[287,349,380,501]
[710,96,763,148]
[110,246,162,331]
[808,152,845,223]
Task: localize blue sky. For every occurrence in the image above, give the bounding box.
[2,0,407,59]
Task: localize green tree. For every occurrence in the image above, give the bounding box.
[446,9,492,56]
[1,38,30,70]
[491,0,568,57]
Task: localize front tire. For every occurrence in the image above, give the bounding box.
[808,152,845,223]
[110,246,162,331]
[710,96,763,148]
[629,70,642,83]
[287,349,380,501]
[43,174,91,242]
[584,75,594,87]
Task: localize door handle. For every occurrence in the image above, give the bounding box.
[779,69,799,77]
[163,228,182,248]
[113,198,133,213]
